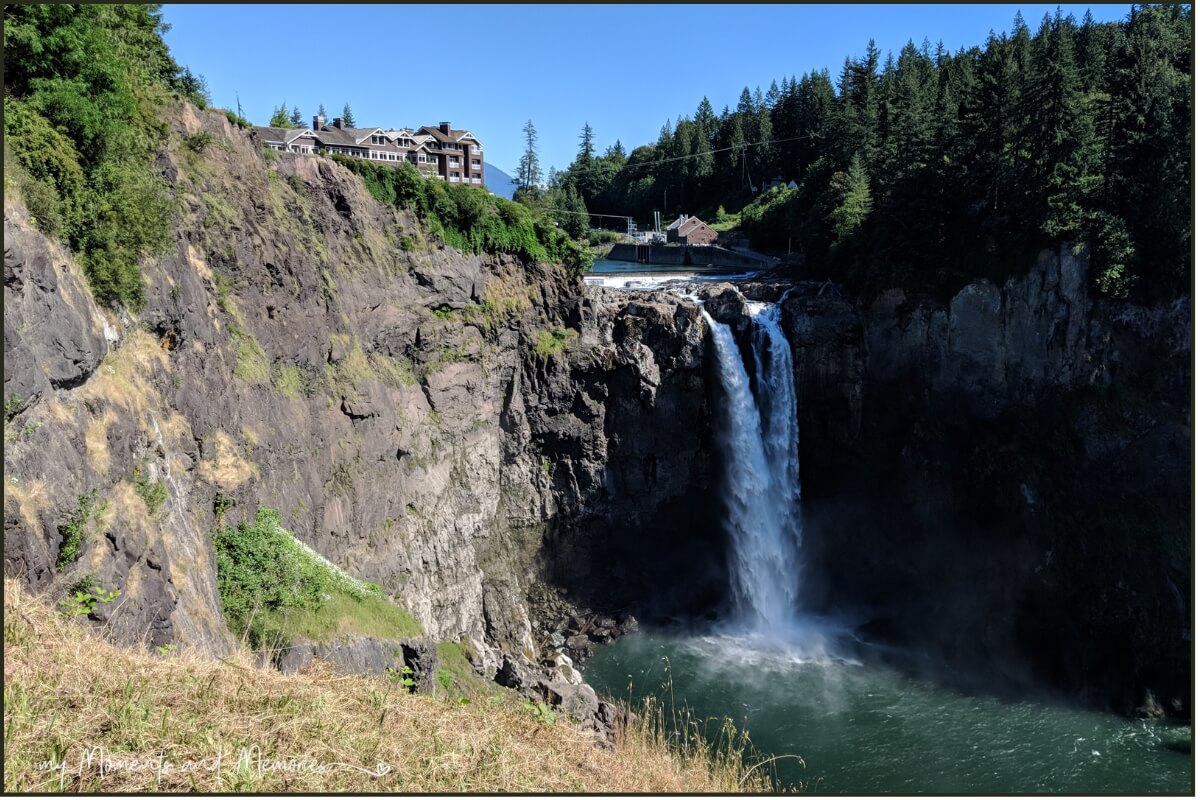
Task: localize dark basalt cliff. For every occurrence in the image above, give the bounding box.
[776,251,1191,716]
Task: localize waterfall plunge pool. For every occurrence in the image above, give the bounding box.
[582,626,1192,794]
[582,299,1192,794]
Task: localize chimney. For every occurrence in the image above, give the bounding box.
[313,114,325,130]
[439,121,451,134]
[333,117,344,129]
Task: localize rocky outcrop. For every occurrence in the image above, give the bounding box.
[278,635,439,693]
[505,287,725,620]
[495,653,625,742]
[861,244,1098,417]
[3,208,111,407]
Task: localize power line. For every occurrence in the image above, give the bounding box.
[555,134,814,176]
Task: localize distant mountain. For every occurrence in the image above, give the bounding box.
[484,162,519,200]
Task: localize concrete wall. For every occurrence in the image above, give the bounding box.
[606,244,775,270]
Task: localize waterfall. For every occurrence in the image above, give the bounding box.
[701,301,804,634]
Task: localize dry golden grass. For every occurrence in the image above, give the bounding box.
[3,476,51,534]
[3,580,776,793]
[196,430,256,490]
[78,330,169,424]
[84,411,115,475]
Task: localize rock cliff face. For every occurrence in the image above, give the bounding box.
[2,104,716,682]
[775,247,1191,713]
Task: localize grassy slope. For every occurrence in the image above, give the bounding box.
[3,580,774,792]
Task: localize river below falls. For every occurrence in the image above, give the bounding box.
[582,626,1192,793]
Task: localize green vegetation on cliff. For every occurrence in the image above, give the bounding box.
[213,506,421,650]
[2,4,210,310]
[332,155,593,277]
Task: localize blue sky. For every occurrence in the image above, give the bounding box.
[162,4,1134,178]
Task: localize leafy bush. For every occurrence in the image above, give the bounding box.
[586,229,622,246]
[184,131,214,153]
[213,507,331,648]
[57,574,120,618]
[56,491,105,572]
[213,492,234,523]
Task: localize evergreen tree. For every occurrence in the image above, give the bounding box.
[561,182,588,238]
[341,102,355,127]
[714,107,746,196]
[887,39,937,180]
[515,119,542,190]
[317,102,326,119]
[603,141,627,165]
[1102,3,1192,296]
[290,105,303,127]
[577,122,596,163]
[1025,10,1099,240]
[829,151,872,245]
[766,79,781,108]
[837,40,882,170]
[269,101,290,128]
[694,97,717,149]
[692,115,714,187]
[752,100,775,184]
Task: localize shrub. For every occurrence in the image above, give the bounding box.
[184,131,213,153]
[586,229,622,247]
[221,109,251,129]
[132,467,168,517]
[533,326,578,359]
[57,575,120,618]
[213,507,329,648]
[56,491,104,572]
[213,492,234,524]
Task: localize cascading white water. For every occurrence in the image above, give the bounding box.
[701,301,804,633]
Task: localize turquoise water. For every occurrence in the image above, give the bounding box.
[583,627,1193,794]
